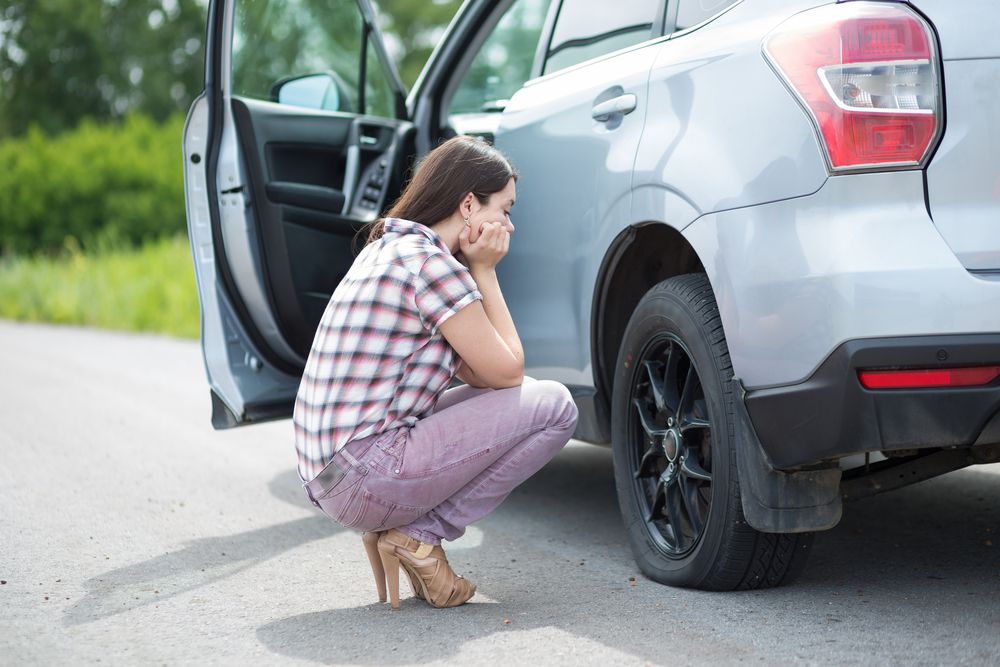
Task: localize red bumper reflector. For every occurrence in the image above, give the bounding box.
[858,366,1000,390]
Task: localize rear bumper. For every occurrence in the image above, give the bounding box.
[744,334,1000,469]
[683,170,1000,390]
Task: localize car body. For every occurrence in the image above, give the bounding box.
[184,0,1000,589]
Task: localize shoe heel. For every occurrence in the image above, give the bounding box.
[378,547,401,611]
[362,532,386,603]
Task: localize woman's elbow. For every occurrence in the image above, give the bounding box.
[491,360,525,389]
[470,357,524,389]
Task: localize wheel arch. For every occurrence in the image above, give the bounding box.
[591,221,706,431]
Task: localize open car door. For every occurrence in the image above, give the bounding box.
[182,0,411,428]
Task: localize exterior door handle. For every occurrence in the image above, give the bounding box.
[591,94,637,122]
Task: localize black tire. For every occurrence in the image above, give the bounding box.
[611,273,813,590]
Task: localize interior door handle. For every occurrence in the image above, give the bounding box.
[591,94,637,122]
[266,181,346,212]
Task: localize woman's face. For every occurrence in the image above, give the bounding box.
[468,178,516,243]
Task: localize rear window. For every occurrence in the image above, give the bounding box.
[543,0,660,74]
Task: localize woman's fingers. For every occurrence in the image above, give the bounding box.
[489,226,505,251]
[471,221,511,247]
[463,221,510,270]
[482,222,501,246]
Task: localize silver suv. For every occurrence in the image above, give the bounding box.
[183,0,1000,590]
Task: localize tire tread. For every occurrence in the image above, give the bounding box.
[619,273,812,591]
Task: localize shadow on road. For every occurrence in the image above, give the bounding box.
[803,463,1000,591]
[255,445,1000,664]
[63,440,998,661]
[63,513,339,626]
[64,466,344,626]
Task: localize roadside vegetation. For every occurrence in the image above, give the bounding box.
[0,234,199,339]
[0,114,187,255]
[0,112,196,337]
[0,0,459,339]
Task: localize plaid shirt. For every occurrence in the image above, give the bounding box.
[293,217,483,482]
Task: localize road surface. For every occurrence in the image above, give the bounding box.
[1,320,998,665]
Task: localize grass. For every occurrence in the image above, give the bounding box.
[0,235,200,339]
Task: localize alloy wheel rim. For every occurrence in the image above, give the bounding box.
[628,334,714,558]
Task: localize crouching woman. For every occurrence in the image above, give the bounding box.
[293,136,579,610]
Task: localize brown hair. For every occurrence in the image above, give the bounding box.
[363,135,518,245]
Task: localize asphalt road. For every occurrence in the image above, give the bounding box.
[1,319,998,666]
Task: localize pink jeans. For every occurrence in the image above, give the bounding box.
[302,377,578,544]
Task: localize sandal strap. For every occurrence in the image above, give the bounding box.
[382,528,438,557]
[378,529,475,607]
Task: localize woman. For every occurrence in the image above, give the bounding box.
[293,136,579,611]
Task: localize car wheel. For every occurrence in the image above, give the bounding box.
[611,273,813,590]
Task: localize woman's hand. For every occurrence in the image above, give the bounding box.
[468,216,514,244]
[459,221,510,271]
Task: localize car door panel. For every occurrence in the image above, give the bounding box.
[230,97,412,354]
[494,43,659,387]
[185,0,411,427]
[184,94,305,427]
[231,98,351,356]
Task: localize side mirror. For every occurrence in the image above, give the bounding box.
[271,72,350,112]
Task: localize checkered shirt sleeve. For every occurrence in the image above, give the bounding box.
[415,251,482,333]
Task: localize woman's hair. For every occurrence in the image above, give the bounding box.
[363,135,518,245]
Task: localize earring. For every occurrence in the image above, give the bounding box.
[463,215,471,227]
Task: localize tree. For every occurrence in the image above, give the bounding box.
[0,0,466,137]
[0,0,206,137]
[374,0,461,90]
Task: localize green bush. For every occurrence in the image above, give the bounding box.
[0,234,199,338]
[0,113,187,255]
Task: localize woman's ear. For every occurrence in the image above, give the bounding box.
[460,192,475,220]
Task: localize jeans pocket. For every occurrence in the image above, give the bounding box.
[368,428,407,477]
[316,473,365,527]
[315,468,363,502]
[335,487,370,529]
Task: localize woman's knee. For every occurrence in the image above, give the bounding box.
[531,380,579,431]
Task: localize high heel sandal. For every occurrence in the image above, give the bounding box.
[361,531,386,602]
[362,530,424,603]
[376,528,476,610]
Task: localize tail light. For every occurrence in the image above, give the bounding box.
[763,1,942,172]
[858,366,1000,390]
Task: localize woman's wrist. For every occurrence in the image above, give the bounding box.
[469,265,498,282]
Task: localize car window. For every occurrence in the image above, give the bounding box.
[543,0,660,75]
[449,0,553,115]
[675,0,737,31]
[232,0,395,117]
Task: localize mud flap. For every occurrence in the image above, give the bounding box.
[731,378,843,533]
